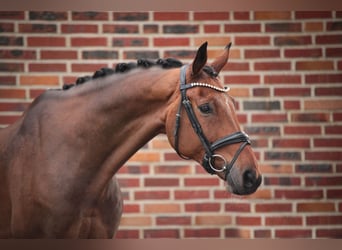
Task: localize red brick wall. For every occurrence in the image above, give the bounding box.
[0,11,341,238]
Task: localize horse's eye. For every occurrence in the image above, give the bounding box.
[198,103,212,114]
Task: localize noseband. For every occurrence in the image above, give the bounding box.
[174,65,251,180]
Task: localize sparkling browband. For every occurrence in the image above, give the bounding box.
[188,82,230,93]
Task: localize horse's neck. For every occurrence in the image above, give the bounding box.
[57,68,178,197]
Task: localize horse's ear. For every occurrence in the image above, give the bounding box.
[192,42,208,76]
[210,42,232,74]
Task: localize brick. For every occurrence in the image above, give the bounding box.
[255,203,292,212]
[305,176,342,186]
[194,12,229,20]
[174,190,209,199]
[224,75,260,84]
[295,164,332,173]
[20,75,59,86]
[0,50,36,60]
[71,63,107,73]
[285,48,322,58]
[163,25,199,34]
[275,88,310,96]
[144,229,179,238]
[233,12,250,20]
[236,216,261,226]
[253,88,270,97]
[118,165,149,174]
[284,101,300,110]
[334,113,342,121]
[0,115,21,125]
[274,35,312,46]
[234,36,271,46]
[143,24,158,34]
[275,229,312,238]
[0,11,25,19]
[266,23,302,32]
[266,216,302,225]
[327,189,342,199]
[0,89,26,99]
[264,176,301,186]
[134,191,169,200]
[184,229,220,238]
[27,37,65,47]
[103,24,139,33]
[305,152,342,161]
[252,114,287,123]
[255,62,291,71]
[272,139,310,148]
[265,152,301,161]
[113,12,149,21]
[225,203,251,212]
[71,37,107,47]
[156,216,191,226]
[0,23,14,32]
[0,36,23,46]
[29,63,66,72]
[120,216,151,227]
[325,125,342,134]
[72,11,108,20]
[245,49,280,58]
[296,61,334,71]
[247,189,272,199]
[243,101,280,110]
[244,126,280,136]
[254,230,272,238]
[82,50,118,60]
[61,24,98,33]
[154,38,189,46]
[122,204,140,213]
[0,76,16,86]
[112,37,148,47]
[316,229,342,238]
[0,102,29,112]
[29,11,67,20]
[225,228,251,238]
[314,138,342,147]
[0,63,24,72]
[115,229,139,239]
[305,73,342,84]
[29,89,45,99]
[225,24,261,33]
[117,178,139,188]
[124,51,159,60]
[194,37,231,47]
[19,24,57,33]
[185,203,220,212]
[316,35,342,44]
[326,48,342,57]
[154,12,189,20]
[295,11,332,19]
[275,190,323,199]
[184,177,219,186]
[327,21,342,31]
[195,215,231,225]
[144,178,179,187]
[154,165,192,174]
[297,202,335,212]
[291,113,330,122]
[307,215,342,225]
[40,50,77,60]
[305,22,324,32]
[204,24,220,33]
[254,11,291,20]
[144,204,180,213]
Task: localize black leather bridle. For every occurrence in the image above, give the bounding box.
[173,65,251,180]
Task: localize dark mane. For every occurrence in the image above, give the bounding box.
[63,58,184,90]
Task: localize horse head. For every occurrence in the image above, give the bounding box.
[165,42,262,195]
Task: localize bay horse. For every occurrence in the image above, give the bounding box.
[0,42,261,238]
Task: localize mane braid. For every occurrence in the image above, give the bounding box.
[62,58,184,90]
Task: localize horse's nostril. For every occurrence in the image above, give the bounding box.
[243,170,256,189]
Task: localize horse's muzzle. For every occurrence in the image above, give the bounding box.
[226,168,262,195]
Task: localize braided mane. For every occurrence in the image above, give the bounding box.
[63,58,184,90]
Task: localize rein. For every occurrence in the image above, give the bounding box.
[173,65,251,180]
